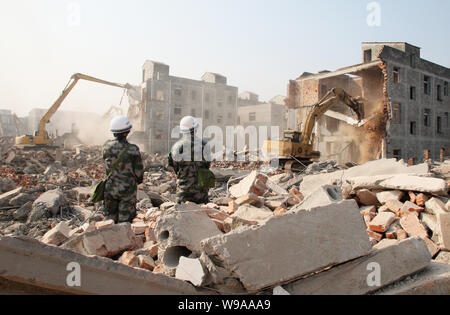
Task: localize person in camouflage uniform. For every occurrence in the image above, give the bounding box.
[169,116,212,204]
[102,116,144,223]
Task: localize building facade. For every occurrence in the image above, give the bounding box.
[128,61,239,154]
[286,42,450,164]
[237,93,288,145]
[0,110,27,137]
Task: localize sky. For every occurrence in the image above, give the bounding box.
[0,0,449,117]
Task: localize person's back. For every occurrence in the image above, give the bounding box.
[102,116,144,223]
[169,116,212,204]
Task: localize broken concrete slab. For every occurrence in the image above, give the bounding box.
[348,175,448,196]
[201,200,372,292]
[234,193,264,207]
[376,190,405,204]
[283,237,431,295]
[28,188,67,222]
[9,193,35,207]
[437,213,450,251]
[175,257,206,287]
[273,286,291,295]
[373,262,450,295]
[421,213,438,235]
[295,185,343,211]
[131,222,148,235]
[356,189,380,206]
[385,199,404,216]
[0,236,201,295]
[231,204,273,224]
[61,223,138,258]
[119,251,139,268]
[300,159,429,198]
[425,198,448,216]
[41,221,71,246]
[435,251,450,264]
[138,254,156,271]
[400,201,425,217]
[422,237,440,258]
[0,187,23,207]
[368,212,396,233]
[95,220,115,230]
[400,214,428,239]
[229,171,267,199]
[12,201,32,221]
[154,203,222,268]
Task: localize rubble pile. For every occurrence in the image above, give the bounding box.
[0,142,449,294]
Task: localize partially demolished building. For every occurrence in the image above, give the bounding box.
[287,42,450,164]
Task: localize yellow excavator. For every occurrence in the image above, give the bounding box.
[15,73,135,148]
[263,87,365,171]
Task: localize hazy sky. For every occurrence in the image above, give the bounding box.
[1,0,449,117]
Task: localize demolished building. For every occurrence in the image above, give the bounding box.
[286,42,450,164]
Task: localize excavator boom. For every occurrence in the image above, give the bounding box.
[263,87,364,171]
[16,73,134,147]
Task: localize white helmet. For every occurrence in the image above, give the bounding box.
[110,116,132,134]
[180,116,199,134]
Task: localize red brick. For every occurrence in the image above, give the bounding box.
[212,219,226,232]
[368,212,396,233]
[415,193,430,207]
[119,251,139,268]
[408,191,417,204]
[400,214,428,239]
[95,219,114,230]
[396,229,408,240]
[274,207,288,216]
[385,199,404,216]
[356,189,380,206]
[367,230,383,241]
[138,255,156,271]
[400,201,424,217]
[228,201,238,214]
[235,193,263,206]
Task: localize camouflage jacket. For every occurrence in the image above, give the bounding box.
[102,138,144,198]
[168,135,211,191]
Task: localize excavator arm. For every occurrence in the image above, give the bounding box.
[263,87,364,170]
[300,87,363,145]
[36,73,133,140]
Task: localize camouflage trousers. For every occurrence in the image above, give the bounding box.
[103,193,137,224]
[176,188,209,204]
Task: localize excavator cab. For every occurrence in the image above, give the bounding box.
[264,87,365,171]
[283,130,301,143]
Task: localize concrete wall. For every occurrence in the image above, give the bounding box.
[136,61,238,154]
[380,46,450,162]
[290,42,450,164]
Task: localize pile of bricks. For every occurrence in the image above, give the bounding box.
[358,188,449,258]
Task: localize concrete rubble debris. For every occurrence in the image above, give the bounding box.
[283,237,431,295]
[295,185,343,211]
[175,257,207,287]
[61,223,138,257]
[201,200,372,292]
[228,171,267,199]
[0,145,449,295]
[154,203,222,270]
[41,221,71,246]
[376,190,405,204]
